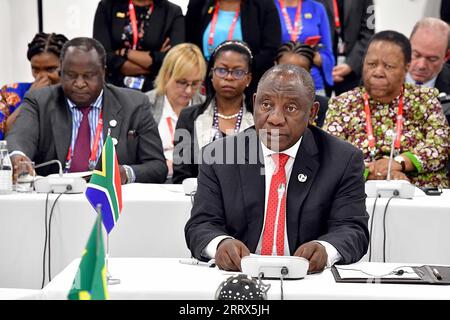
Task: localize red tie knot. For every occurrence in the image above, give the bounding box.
[77,106,91,116]
[272,153,289,171]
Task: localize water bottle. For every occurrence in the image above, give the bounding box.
[0,140,13,194]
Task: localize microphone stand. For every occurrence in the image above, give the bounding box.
[272,183,286,256]
[386,132,397,181]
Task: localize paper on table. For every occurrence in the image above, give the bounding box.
[335,266,421,280]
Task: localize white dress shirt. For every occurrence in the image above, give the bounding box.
[204,138,342,267]
[157,96,178,161]
[406,72,437,88]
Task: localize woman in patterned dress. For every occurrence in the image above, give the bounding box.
[323,30,449,188]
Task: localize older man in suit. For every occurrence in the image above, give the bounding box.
[6,37,167,184]
[406,18,450,95]
[185,64,369,272]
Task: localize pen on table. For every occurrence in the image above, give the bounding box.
[179,258,216,268]
[432,267,442,280]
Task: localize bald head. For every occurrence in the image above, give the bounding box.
[411,17,450,53]
[257,64,316,104]
[409,18,449,83]
[253,64,319,151]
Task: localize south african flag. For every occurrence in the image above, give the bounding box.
[85,135,123,234]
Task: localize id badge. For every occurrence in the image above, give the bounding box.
[124,76,145,90]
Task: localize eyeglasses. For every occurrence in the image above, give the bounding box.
[212,67,249,80]
[175,79,202,91]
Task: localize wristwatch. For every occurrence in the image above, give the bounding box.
[394,155,406,172]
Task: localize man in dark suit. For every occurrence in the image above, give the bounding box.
[317,0,374,95]
[6,37,167,184]
[185,64,369,272]
[407,18,450,96]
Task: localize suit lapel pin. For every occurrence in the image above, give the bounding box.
[297,173,307,183]
[109,119,117,128]
[112,138,118,146]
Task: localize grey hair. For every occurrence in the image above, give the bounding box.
[257,64,315,102]
[410,17,450,52]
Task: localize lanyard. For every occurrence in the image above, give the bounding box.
[332,0,341,29]
[279,0,303,42]
[65,111,103,172]
[363,91,404,160]
[208,1,240,53]
[166,116,175,145]
[128,0,154,49]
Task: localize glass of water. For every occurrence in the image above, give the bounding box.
[15,161,35,193]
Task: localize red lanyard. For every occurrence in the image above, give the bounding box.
[363,91,404,159]
[65,111,103,172]
[166,116,174,145]
[128,0,154,49]
[208,1,240,53]
[279,0,303,42]
[332,0,341,29]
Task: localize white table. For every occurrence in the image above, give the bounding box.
[0,288,41,300]
[0,184,192,289]
[1,184,450,290]
[364,189,450,264]
[41,258,450,300]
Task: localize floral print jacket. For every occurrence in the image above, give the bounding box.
[323,84,449,188]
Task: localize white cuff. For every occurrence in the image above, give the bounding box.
[10,150,26,158]
[122,165,136,184]
[203,235,233,259]
[314,240,342,267]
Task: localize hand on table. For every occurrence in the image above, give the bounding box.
[215,238,250,271]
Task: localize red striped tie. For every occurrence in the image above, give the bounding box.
[261,153,289,256]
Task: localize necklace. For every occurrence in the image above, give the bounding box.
[216,111,240,120]
[212,100,244,141]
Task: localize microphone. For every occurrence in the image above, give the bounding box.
[272,183,285,256]
[34,159,63,177]
[33,159,86,194]
[365,132,418,199]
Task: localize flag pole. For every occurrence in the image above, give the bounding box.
[96,204,120,285]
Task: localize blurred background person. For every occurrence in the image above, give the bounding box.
[323,30,449,188]
[406,18,450,94]
[172,40,254,183]
[274,0,334,96]
[406,18,450,128]
[0,32,68,140]
[146,43,207,179]
[93,0,185,93]
[185,0,281,101]
[318,0,374,96]
[275,40,329,127]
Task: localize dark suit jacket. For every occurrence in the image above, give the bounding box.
[185,126,369,264]
[93,0,185,92]
[317,0,374,78]
[6,84,168,183]
[436,63,450,95]
[315,94,329,127]
[185,0,281,90]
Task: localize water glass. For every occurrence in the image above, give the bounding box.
[15,161,35,193]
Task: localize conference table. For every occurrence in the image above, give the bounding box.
[40,258,450,300]
[1,184,449,290]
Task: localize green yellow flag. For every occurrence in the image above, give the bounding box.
[68,214,109,300]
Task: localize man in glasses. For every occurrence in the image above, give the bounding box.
[185,64,369,272]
